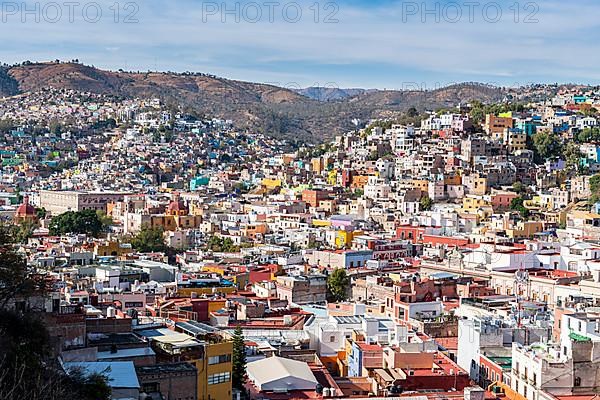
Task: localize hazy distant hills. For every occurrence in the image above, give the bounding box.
[0,62,508,141]
[293,87,377,101]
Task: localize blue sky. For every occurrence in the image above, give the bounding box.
[1,0,599,88]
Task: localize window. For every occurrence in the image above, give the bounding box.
[142,382,160,393]
[208,354,232,365]
[330,336,336,342]
[208,372,231,385]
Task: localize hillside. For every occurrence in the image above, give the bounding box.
[293,87,374,101]
[3,62,508,141]
[0,66,19,97]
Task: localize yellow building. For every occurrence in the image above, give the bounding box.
[470,176,488,196]
[328,169,338,186]
[94,240,133,257]
[148,214,203,231]
[261,178,282,189]
[462,196,490,213]
[177,285,238,297]
[193,341,234,400]
[410,179,430,192]
[311,158,324,174]
[504,129,527,152]
[149,326,233,400]
[200,265,249,290]
[336,230,363,249]
[524,196,540,209]
[506,221,545,239]
[313,219,332,227]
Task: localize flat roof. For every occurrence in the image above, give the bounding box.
[333,315,363,324]
[88,333,145,346]
[65,361,140,388]
[176,320,219,336]
[97,347,155,360]
[136,362,197,374]
[151,332,203,348]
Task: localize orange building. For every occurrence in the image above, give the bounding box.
[302,189,329,208]
[485,114,513,136]
[351,175,370,189]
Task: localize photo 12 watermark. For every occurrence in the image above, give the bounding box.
[0,1,140,23]
[400,1,540,23]
[200,2,340,23]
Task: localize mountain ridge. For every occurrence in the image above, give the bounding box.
[1,62,509,141]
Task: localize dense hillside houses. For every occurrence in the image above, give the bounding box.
[6,86,600,400]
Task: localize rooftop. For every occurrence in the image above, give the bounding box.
[136,362,197,375]
[65,361,140,389]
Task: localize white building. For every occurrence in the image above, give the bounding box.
[246,356,318,391]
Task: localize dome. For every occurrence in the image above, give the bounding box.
[15,196,36,217]
[167,194,187,215]
[168,200,185,212]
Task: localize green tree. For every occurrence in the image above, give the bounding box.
[420,195,433,211]
[130,225,167,253]
[352,188,364,199]
[469,102,485,125]
[0,225,111,400]
[35,207,47,220]
[68,368,112,400]
[49,119,63,135]
[0,118,15,133]
[563,142,583,171]
[12,220,37,243]
[232,326,247,390]
[0,226,42,307]
[327,268,350,302]
[49,210,103,237]
[591,174,600,194]
[207,235,239,252]
[510,196,530,218]
[577,127,600,143]
[512,181,525,194]
[590,174,600,204]
[96,211,114,231]
[531,131,562,162]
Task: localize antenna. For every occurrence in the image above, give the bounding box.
[514,264,529,328]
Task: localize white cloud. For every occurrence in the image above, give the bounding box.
[1,0,599,86]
